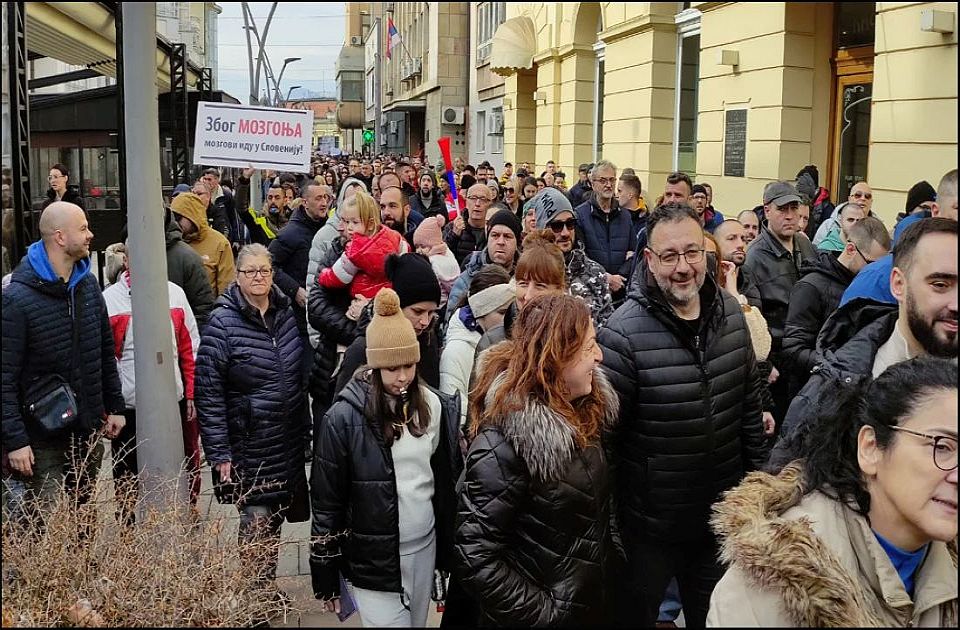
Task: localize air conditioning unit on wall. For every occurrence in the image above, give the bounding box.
[350,35,363,46]
[442,106,465,125]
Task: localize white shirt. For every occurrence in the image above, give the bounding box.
[393,386,442,549]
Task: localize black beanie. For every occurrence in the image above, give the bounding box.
[905,180,936,213]
[384,253,441,308]
[486,209,522,243]
[796,164,819,188]
[691,184,708,196]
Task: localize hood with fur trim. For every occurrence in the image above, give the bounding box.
[484,367,619,484]
[711,461,958,627]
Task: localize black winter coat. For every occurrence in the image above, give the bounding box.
[307,240,358,418]
[454,370,622,627]
[769,300,898,471]
[310,377,463,598]
[598,262,767,543]
[41,186,85,212]
[2,256,124,451]
[410,190,446,221]
[212,190,243,247]
[269,207,325,335]
[444,221,487,269]
[741,226,818,358]
[165,211,215,328]
[195,284,308,506]
[333,304,441,396]
[574,197,636,277]
[781,250,856,394]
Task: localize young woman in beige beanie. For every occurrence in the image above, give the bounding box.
[310,288,465,627]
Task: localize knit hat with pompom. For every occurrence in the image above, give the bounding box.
[365,288,420,368]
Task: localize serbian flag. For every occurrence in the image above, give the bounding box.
[386,17,401,61]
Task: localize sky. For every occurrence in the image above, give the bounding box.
[216,2,346,102]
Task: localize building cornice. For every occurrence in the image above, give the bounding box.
[599,13,677,44]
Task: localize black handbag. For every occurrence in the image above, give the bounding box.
[21,297,82,437]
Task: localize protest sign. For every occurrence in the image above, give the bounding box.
[193,102,314,173]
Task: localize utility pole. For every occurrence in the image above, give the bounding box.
[120,2,186,504]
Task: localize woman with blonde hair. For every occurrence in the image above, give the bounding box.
[454,293,623,626]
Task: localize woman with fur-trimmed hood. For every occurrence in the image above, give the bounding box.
[454,293,624,627]
[708,356,958,627]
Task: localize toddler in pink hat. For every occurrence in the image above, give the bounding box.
[413,215,460,307]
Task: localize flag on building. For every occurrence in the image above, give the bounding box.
[386,17,401,61]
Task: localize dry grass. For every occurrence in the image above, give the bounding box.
[1,448,308,628]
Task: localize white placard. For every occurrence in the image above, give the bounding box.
[193,102,314,173]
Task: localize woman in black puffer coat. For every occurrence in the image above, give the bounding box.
[196,243,309,584]
[455,294,623,627]
[310,289,464,628]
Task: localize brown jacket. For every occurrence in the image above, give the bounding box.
[171,193,236,297]
[708,462,958,627]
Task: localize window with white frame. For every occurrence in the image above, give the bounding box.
[673,8,701,176]
[489,106,504,154]
[476,110,487,152]
[477,2,506,63]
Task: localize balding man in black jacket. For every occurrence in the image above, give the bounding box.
[599,203,767,628]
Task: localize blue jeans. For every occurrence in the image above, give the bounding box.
[658,577,681,622]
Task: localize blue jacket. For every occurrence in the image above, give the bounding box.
[2,243,124,450]
[575,197,637,276]
[839,214,925,308]
[195,283,307,506]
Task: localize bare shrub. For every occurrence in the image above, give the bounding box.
[1,445,311,628]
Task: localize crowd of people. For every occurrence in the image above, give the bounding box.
[1,149,957,628]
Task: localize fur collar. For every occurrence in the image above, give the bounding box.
[711,462,958,627]
[485,368,619,484]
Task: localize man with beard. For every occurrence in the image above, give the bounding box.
[770,217,958,470]
[378,185,423,248]
[531,187,613,326]
[599,202,767,628]
[736,209,760,246]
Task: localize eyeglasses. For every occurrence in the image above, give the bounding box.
[466,195,492,203]
[238,268,273,278]
[592,177,616,186]
[547,218,578,233]
[646,247,705,267]
[889,426,958,471]
[851,191,873,200]
[504,188,515,193]
[852,242,878,264]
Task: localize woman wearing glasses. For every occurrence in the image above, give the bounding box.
[196,243,310,592]
[708,356,958,627]
[41,163,85,212]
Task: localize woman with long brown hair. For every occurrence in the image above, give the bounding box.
[453,293,623,626]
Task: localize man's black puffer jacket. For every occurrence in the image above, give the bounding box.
[307,240,358,418]
[310,376,463,599]
[781,250,856,394]
[2,256,124,451]
[453,370,622,627]
[768,299,898,471]
[195,283,308,506]
[598,261,767,543]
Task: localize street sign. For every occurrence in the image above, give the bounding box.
[193,102,314,173]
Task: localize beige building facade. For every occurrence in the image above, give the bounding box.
[492,2,958,224]
[363,2,470,164]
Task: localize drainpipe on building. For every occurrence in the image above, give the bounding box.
[120,2,187,507]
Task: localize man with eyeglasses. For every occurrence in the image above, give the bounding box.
[574,160,637,301]
[531,188,613,327]
[814,181,874,247]
[599,202,767,628]
[743,181,818,428]
[444,183,493,267]
[770,217,959,470]
[691,184,724,233]
[781,216,891,397]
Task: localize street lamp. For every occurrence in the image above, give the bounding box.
[285,85,302,104]
[275,57,302,106]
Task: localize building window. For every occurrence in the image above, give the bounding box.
[490,107,504,154]
[673,8,701,176]
[476,110,487,152]
[477,2,506,63]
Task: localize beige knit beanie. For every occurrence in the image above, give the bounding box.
[366,288,421,368]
